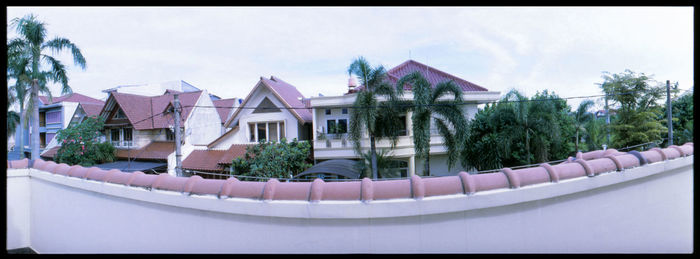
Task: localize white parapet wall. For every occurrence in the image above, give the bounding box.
[6,155,694,253]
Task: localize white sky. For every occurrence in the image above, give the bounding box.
[6,6,694,111]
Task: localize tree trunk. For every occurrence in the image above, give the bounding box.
[424,152,430,176]
[575,130,579,152]
[30,81,40,161]
[525,130,531,165]
[18,107,25,159]
[369,134,378,179]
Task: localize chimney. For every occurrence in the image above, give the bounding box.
[348,76,357,93]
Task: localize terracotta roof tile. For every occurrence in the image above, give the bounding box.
[115,141,175,160]
[108,91,202,130]
[39,93,104,105]
[212,98,238,123]
[218,144,254,165]
[262,76,312,123]
[356,59,489,92]
[182,150,228,172]
[81,103,105,117]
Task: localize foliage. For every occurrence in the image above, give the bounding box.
[583,117,607,151]
[598,70,668,150]
[7,96,20,139]
[461,89,576,171]
[347,56,402,179]
[231,138,312,181]
[572,99,595,152]
[395,71,468,175]
[353,149,404,179]
[663,92,694,145]
[55,116,115,166]
[8,13,86,159]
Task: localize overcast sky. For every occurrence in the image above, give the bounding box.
[6,6,694,110]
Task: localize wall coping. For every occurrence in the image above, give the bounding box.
[15,154,693,219]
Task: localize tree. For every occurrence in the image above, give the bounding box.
[230,138,312,181]
[7,96,20,139]
[55,116,115,166]
[395,71,468,176]
[572,100,595,152]
[664,92,694,145]
[7,48,31,158]
[354,149,403,179]
[8,14,86,160]
[598,70,667,149]
[347,57,401,179]
[583,116,607,152]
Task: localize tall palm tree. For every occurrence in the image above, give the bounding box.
[7,95,21,139]
[8,14,86,160]
[7,47,32,158]
[500,89,560,165]
[572,100,595,152]
[395,72,468,176]
[347,57,400,179]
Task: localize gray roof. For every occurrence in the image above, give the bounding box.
[94,161,167,173]
[294,159,361,179]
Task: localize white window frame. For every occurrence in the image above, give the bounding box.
[248,121,286,143]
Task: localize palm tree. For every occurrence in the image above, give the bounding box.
[395,72,468,176]
[500,89,560,165]
[8,14,86,160]
[7,47,32,158]
[347,57,400,179]
[7,95,21,139]
[572,100,595,152]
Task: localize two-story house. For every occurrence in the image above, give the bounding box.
[180,76,312,174]
[13,93,106,160]
[309,60,501,177]
[95,89,229,174]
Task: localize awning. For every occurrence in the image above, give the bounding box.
[294,159,362,179]
[94,161,167,173]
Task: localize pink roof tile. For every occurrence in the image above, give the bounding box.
[355,60,489,92]
[212,98,238,123]
[106,91,202,130]
[39,93,105,105]
[115,141,175,160]
[261,76,312,123]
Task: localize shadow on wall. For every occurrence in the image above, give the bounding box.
[7,143,694,202]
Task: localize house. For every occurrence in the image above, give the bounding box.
[180,76,312,175]
[11,92,106,160]
[95,89,227,174]
[309,59,501,177]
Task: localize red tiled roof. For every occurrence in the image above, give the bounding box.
[212,98,238,123]
[356,59,488,92]
[39,93,105,105]
[217,144,254,165]
[115,141,175,160]
[81,103,105,117]
[182,144,253,172]
[261,76,312,123]
[182,149,229,172]
[106,91,202,130]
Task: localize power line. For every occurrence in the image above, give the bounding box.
[180,88,671,111]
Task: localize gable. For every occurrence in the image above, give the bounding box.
[252,97,281,113]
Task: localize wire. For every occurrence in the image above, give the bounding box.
[178,88,672,111]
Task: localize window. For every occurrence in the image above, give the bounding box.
[39,112,46,127]
[111,128,120,146]
[123,128,133,146]
[166,129,175,141]
[341,108,348,114]
[249,121,285,142]
[325,109,331,115]
[326,119,348,134]
[398,115,407,136]
[113,108,126,119]
[46,111,61,124]
[46,133,56,145]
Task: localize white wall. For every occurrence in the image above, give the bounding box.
[6,169,31,250]
[7,156,693,253]
[184,90,222,146]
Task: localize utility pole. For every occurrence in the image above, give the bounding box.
[173,94,183,177]
[605,94,610,146]
[666,80,673,146]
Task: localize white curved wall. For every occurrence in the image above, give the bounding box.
[6,156,693,253]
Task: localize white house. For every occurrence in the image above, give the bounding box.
[309,60,501,177]
[180,76,312,174]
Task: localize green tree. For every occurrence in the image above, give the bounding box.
[598,70,667,149]
[583,116,607,151]
[7,47,32,157]
[231,138,312,181]
[8,14,87,160]
[347,57,401,179]
[664,92,694,145]
[55,116,115,166]
[7,96,20,139]
[572,99,595,152]
[461,103,506,171]
[354,149,403,179]
[395,71,468,176]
